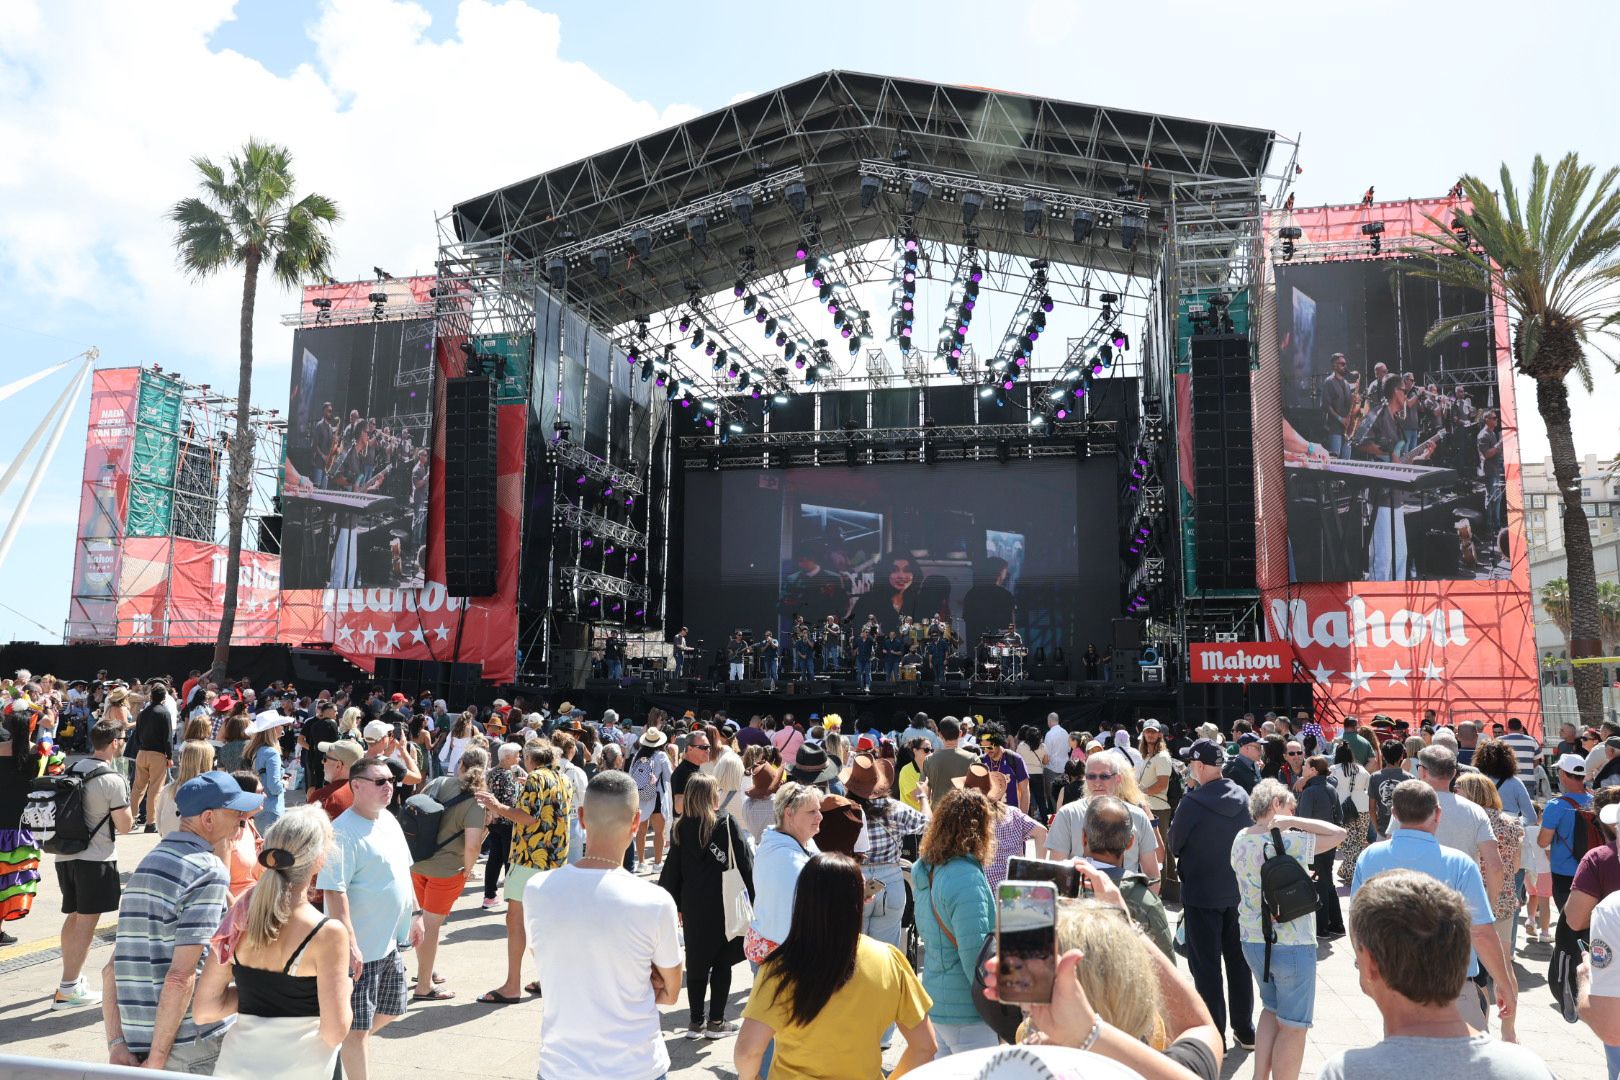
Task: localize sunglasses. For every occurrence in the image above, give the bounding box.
[690,742,711,750]
[1084,772,1115,781]
[351,775,395,788]
[1286,750,1305,756]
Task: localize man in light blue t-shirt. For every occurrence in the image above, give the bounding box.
[318,755,422,1080]
[1351,778,1516,1031]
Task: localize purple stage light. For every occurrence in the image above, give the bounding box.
[970,267,983,283]
[795,245,808,260]
[956,325,968,337]
[575,475,586,485]
[604,545,616,556]
[813,274,825,288]
[1055,408,1068,419]
[628,554,639,564]
[1092,363,1103,374]
[582,538,594,548]
[1003,378,1014,390]
[950,346,962,359]
[589,597,600,607]
[963,298,975,311]
[905,237,919,251]
[841,326,853,338]
[902,299,914,311]
[1016,357,1027,367]
[1074,387,1085,398]
[756,310,767,323]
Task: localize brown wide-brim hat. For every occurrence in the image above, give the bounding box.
[816,794,865,857]
[746,762,782,801]
[953,763,1009,802]
[839,753,895,800]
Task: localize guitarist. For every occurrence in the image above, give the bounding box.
[1356,373,1435,581]
[311,401,339,488]
[1320,353,1354,457]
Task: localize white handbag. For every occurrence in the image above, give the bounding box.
[721,817,754,940]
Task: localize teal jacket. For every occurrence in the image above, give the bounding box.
[912,855,995,1025]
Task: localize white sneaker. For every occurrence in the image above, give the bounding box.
[704,1020,738,1039]
[683,1027,704,1040]
[1538,929,1553,943]
[53,983,102,1011]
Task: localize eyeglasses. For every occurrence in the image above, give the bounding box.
[351,775,395,788]
[1286,751,1305,757]
[1084,772,1115,781]
[690,742,710,750]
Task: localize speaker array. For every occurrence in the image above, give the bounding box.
[445,376,498,597]
[1188,335,1256,590]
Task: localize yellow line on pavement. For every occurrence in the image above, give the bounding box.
[0,919,118,961]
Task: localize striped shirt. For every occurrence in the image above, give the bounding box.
[1501,732,1542,786]
[112,829,231,1055]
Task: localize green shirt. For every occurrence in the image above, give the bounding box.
[1342,731,1375,767]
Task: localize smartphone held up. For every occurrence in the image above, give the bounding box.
[996,880,1058,1005]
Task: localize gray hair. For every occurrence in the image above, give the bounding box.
[1248,777,1294,820]
[1083,795,1134,857]
[599,743,625,770]
[1086,752,1121,778]
[772,781,821,828]
[1417,744,1458,780]
[496,742,521,764]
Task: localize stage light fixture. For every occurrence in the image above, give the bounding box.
[775,331,788,347]
[784,341,798,361]
[734,279,747,298]
[961,191,984,226]
[678,314,692,333]
[1072,208,1096,243]
[704,340,717,357]
[742,293,757,315]
[690,328,705,349]
[860,175,881,209]
[909,179,931,214]
[631,228,652,260]
[1041,294,1054,313]
[546,258,567,290]
[590,248,611,279]
[686,216,709,248]
[727,361,740,378]
[1120,212,1145,251]
[731,192,754,225]
[784,182,809,215]
[1362,220,1385,255]
[738,370,751,391]
[712,351,726,372]
[1023,197,1043,235]
[700,400,718,411]
[1054,407,1069,420]
[311,296,333,323]
[795,242,809,260]
[640,357,653,382]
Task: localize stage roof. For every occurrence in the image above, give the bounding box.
[450,70,1280,327]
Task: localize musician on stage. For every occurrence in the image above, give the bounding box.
[605,633,626,681]
[860,613,881,640]
[1355,373,1435,581]
[820,615,843,672]
[855,629,877,691]
[882,628,905,682]
[926,618,951,683]
[323,424,387,588]
[1397,372,1423,456]
[1478,409,1505,535]
[791,628,814,678]
[409,447,430,566]
[673,626,692,677]
[1364,361,1391,410]
[727,632,749,682]
[311,402,339,488]
[759,631,780,683]
[1320,353,1354,457]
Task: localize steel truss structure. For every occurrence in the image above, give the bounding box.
[438,70,1283,674]
[559,565,649,603]
[552,502,648,551]
[549,439,645,498]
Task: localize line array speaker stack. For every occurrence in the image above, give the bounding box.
[372,657,483,704]
[1189,335,1256,590]
[445,376,498,597]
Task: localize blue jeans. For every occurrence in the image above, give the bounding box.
[1240,940,1317,1028]
[1605,1041,1620,1080]
[765,658,779,681]
[857,659,872,688]
[932,1020,998,1058]
[824,645,840,669]
[864,863,906,1047]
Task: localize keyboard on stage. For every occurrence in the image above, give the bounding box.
[285,487,397,512]
[1286,459,1458,493]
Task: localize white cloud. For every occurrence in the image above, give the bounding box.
[0,0,700,387]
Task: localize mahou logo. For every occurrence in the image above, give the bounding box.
[1266,597,1470,650]
[1189,642,1291,684]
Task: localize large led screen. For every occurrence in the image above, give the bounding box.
[280,319,436,590]
[680,460,1117,676]
[1278,258,1508,583]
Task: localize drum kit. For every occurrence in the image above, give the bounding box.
[977,632,1028,682]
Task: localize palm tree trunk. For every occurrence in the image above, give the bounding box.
[211,248,260,683]
[1538,375,1605,728]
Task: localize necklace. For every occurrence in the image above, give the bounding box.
[575,856,620,869]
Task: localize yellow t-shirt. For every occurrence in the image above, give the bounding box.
[744,936,931,1079]
[898,763,923,811]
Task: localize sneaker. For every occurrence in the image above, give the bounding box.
[481,897,501,910]
[1232,1031,1256,1051]
[1538,929,1553,943]
[704,1020,738,1039]
[143,824,157,834]
[53,984,102,1011]
[683,1027,705,1040]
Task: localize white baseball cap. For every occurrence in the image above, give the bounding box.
[1600,803,1620,828]
[362,719,392,742]
[1557,753,1587,776]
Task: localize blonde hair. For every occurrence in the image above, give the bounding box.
[1114,761,1150,811]
[824,732,847,763]
[244,725,281,763]
[741,745,765,771]
[243,807,333,953]
[1056,899,1164,1044]
[183,716,213,743]
[772,781,821,829]
[338,707,363,736]
[175,740,216,786]
[458,745,490,794]
[1248,777,1294,821]
[1454,772,1503,813]
[679,773,719,847]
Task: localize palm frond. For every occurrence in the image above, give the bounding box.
[167,197,238,278]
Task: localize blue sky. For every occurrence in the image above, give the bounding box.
[1,0,1618,644]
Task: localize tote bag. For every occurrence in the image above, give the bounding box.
[721,817,754,940]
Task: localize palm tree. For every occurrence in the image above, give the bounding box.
[169,139,339,682]
[1541,577,1572,638]
[1599,580,1620,651]
[1407,153,1620,731]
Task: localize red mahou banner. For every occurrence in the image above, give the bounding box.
[1189,642,1294,684]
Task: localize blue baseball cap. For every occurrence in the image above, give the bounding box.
[175,772,264,817]
[1236,733,1262,747]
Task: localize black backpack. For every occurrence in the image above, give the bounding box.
[400,783,474,863]
[23,764,115,855]
[1257,827,1318,980]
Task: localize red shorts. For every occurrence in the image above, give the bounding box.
[411,871,466,916]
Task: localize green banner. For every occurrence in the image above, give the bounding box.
[473,333,533,405]
[125,371,185,537]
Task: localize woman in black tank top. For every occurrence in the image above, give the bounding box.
[194,806,354,1079]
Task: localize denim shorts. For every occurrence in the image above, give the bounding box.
[1240,940,1316,1028]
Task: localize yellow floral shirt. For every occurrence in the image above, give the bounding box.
[509,766,572,870]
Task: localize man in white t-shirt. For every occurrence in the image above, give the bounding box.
[1578,887,1620,1075]
[1416,744,1505,904]
[525,769,682,1080]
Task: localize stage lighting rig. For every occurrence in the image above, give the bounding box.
[1023,197,1043,235]
[1278,225,1302,260]
[731,191,754,226]
[311,297,333,323]
[368,292,388,321]
[961,191,984,226]
[686,216,708,249]
[546,257,567,291]
[631,228,653,260]
[859,175,881,209]
[1119,212,1145,251]
[1361,220,1385,254]
[1072,208,1095,243]
[908,179,931,215]
[591,248,611,278]
[785,182,808,215]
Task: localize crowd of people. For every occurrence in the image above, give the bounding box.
[0,670,1610,1078]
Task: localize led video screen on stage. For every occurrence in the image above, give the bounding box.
[1278,258,1507,583]
[680,460,1117,674]
[280,319,437,590]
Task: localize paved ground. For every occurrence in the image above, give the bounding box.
[0,828,1605,1079]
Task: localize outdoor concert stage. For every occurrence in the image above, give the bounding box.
[52,71,1542,733]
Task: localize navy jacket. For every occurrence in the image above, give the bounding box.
[1167,777,1253,909]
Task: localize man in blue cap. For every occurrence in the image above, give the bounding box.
[102,773,262,1072]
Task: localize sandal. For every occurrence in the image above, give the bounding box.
[409,972,448,987]
[413,987,456,1001]
[524,981,542,995]
[477,990,522,1005]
